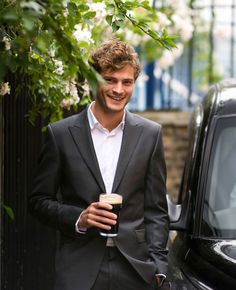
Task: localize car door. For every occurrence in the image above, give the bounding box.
[179,115,236,289]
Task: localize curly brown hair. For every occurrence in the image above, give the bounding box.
[89,39,141,80]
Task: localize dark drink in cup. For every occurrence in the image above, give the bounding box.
[99,193,123,237]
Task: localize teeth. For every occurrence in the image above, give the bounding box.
[111,97,123,100]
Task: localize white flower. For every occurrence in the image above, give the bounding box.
[122,29,142,47]
[169,0,185,8]
[170,0,190,14]
[157,50,176,70]
[157,12,171,27]
[53,60,64,75]
[172,43,184,59]
[2,36,11,50]
[169,0,194,42]
[180,22,194,41]
[0,82,11,96]
[65,79,79,100]
[171,14,194,41]
[60,98,75,110]
[62,0,69,7]
[61,79,80,110]
[82,82,90,97]
[88,2,106,24]
[73,24,94,44]
[49,48,56,58]
[157,42,184,70]
[70,84,79,102]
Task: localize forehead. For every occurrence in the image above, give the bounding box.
[101,65,135,80]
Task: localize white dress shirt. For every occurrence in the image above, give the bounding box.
[87,102,125,194]
[76,102,125,233]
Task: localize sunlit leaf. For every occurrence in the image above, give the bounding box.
[2,204,15,220]
[22,16,35,31]
[83,11,96,19]
[77,4,90,11]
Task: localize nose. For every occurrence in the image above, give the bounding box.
[112,82,124,94]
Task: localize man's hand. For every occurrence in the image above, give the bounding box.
[79,202,117,230]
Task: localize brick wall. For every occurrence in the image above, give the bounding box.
[137,111,191,202]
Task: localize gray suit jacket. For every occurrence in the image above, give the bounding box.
[29,108,169,290]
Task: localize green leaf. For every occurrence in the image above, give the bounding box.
[77,4,90,12]
[22,16,35,31]
[138,20,149,30]
[83,11,96,19]
[140,1,151,10]
[148,29,159,40]
[2,204,15,220]
[122,1,136,9]
[112,21,121,32]
[106,3,116,10]
[2,8,19,21]
[79,95,91,105]
[30,53,40,60]
[117,13,126,21]
[115,19,125,28]
[68,2,79,18]
[164,38,177,49]
[36,36,47,52]
[106,15,113,25]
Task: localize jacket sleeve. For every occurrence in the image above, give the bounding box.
[28,125,82,237]
[144,126,169,275]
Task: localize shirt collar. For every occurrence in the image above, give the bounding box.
[87,101,125,132]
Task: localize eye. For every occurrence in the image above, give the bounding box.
[104,78,115,84]
[123,80,133,86]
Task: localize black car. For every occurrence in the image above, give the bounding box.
[167,79,236,290]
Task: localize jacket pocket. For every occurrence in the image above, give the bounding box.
[135,228,146,243]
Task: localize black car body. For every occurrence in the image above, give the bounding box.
[168,79,236,290]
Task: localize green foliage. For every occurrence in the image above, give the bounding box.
[1,203,15,220]
[0,0,178,123]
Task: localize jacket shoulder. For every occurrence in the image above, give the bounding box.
[129,112,162,130]
[49,110,87,132]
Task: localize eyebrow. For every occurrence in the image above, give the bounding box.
[103,76,134,81]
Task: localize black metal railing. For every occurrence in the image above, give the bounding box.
[1,74,56,290]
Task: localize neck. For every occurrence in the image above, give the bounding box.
[91,102,124,131]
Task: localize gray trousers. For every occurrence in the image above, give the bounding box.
[91,247,156,290]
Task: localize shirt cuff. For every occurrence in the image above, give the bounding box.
[75,214,87,234]
[155,274,166,287]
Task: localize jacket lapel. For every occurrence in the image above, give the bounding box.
[68,109,106,192]
[112,111,143,193]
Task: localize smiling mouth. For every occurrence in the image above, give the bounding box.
[108,95,125,101]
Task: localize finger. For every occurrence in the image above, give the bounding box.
[94,202,113,211]
[87,219,113,230]
[80,202,117,228]
[87,213,117,225]
[88,206,117,220]
[96,209,117,220]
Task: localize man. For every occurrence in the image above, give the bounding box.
[29,39,170,290]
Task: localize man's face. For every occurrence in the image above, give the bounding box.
[96,65,135,114]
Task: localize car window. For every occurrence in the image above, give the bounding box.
[201,116,236,238]
[180,104,203,202]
